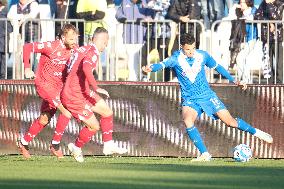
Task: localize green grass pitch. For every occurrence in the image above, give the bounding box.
[0,156,283,189]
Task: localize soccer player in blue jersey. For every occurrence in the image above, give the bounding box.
[142,33,273,162]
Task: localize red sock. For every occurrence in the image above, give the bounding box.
[75,127,96,148]
[52,114,70,143]
[100,115,113,142]
[23,119,45,142]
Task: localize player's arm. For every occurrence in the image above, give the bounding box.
[23,41,50,78]
[142,57,175,73]
[82,59,109,98]
[23,43,35,79]
[205,52,247,90]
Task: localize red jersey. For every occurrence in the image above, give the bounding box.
[23,40,74,89]
[62,44,99,102]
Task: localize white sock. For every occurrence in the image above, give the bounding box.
[20,138,28,145]
[51,140,60,145]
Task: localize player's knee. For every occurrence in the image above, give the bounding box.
[104,108,113,117]
[87,124,100,131]
[100,106,113,117]
[38,115,50,126]
[183,117,195,127]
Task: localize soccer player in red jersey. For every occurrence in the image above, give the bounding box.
[61,27,127,162]
[17,24,78,159]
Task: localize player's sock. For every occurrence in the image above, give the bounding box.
[100,115,113,142]
[52,114,70,144]
[186,126,208,154]
[23,119,45,143]
[75,126,96,148]
[237,118,256,135]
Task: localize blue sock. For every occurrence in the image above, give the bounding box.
[186,126,207,154]
[237,118,256,135]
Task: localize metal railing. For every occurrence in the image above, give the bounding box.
[1,18,284,84]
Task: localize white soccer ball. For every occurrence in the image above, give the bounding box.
[233,144,252,162]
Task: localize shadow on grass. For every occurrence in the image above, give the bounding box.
[0,161,283,189]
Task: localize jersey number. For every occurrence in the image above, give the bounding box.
[210,97,221,108]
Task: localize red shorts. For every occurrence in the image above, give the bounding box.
[62,93,102,121]
[35,83,62,115]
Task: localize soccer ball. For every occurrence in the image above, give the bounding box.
[233,144,252,162]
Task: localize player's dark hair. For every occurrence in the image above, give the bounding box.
[180,33,195,46]
[92,27,108,39]
[59,24,78,38]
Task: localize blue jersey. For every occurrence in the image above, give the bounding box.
[159,49,218,99]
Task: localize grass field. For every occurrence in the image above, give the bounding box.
[0,156,283,189]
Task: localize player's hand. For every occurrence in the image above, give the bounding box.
[142,65,152,73]
[24,68,35,79]
[96,88,110,98]
[235,80,247,90]
[180,15,190,22]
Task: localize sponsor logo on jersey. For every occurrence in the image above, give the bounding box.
[54,72,62,77]
[52,59,67,65]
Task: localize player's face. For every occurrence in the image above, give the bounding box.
[62,30,78,49]
[181,43,196,58]
[93,32,109,52]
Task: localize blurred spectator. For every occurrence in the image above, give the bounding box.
[0,0,12,79]
[141,0,171,81]
[76,0,107,44]
[254,0,284,84]
[38,0,55,41]
[114,0,123,6]
[209,0,225,23]
[232,0,258,83]
[55,0,69,37]
[201,0,210,30]
[7,0,40,43]
[209,0,234,23]
[7,0,40,79]
[115,0,154,81]
[167,0,202,50]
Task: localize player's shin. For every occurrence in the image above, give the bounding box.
[186,126,208,154]
[52,114,70,144]
[237,118,273,143]
[100,115,113,142]
[22,118,45,144]
[236,118,256,135]
[75,126,97,148]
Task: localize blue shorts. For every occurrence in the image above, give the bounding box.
[181,94,226,120]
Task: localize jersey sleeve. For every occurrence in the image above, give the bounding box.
[150,56,176,72]
[82,55,99,91]
[204,51,218,69]
[23,41,53,68]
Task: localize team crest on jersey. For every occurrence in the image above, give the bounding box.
[37,43,44,49]
[57,52,62,57]
[82,110,89,117]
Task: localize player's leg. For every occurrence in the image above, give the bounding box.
[17,100,55,159]
[182,106,211,162]
[68,115,100,162]
[216,109,273,143]
[91,99,128,155]
[50,103,72,158]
